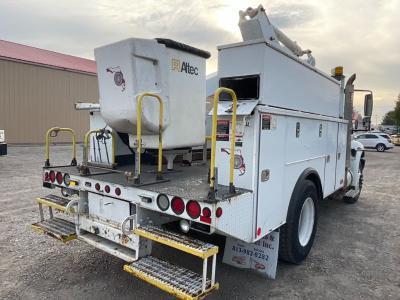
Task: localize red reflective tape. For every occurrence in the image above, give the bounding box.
[200,216,211,224]
[257,227,261,236]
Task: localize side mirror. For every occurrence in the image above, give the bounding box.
[364,94,373,117]
[362,116,371,130]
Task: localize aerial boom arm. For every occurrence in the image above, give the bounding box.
[238,5,315,66]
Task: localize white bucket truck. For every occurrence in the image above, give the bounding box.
[32,5,370,299]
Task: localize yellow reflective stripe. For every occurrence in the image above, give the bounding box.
[36,197,66,212]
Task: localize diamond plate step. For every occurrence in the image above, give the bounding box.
[134,225,218,258]
[36,194,71,212]
[124,256,219,300]
[31,217,76,243]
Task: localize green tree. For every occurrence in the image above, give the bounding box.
[394,94,400,126]
[382,110,396,125]
[382,94,400,126]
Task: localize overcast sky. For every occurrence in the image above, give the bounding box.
[1,0,399,122]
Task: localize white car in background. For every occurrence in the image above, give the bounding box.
[371,131,392,143]
[353,132,394,152]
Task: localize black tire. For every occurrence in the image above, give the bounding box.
[376,143,386,152]
[279,180,318,264]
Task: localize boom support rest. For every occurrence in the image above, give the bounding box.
[134,92,164,183]
[45,127,77,167]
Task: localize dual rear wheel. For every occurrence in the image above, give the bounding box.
[280,164,364,263]
[279,180,318,264]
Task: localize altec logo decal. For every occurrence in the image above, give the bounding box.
[171,59,198,75]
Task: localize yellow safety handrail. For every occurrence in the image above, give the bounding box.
[83,129,116,165]
[45,127,77,167]
[135,92,164,183]
[209,87,238,195]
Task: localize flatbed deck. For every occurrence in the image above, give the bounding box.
[46,162,249,202]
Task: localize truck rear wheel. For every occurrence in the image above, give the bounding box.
[279,180,318,264]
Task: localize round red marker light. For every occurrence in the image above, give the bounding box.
[257,227,261,236]
[186,200,201,219]
[202,207,211,217]
[104,185,110,193]
[115,187,121,196]
[56,172,63,185]
[216,207,223,218]
[49,170,56,183]
[95,183,101,191]
[171,197,185,215]
[44,172,49,182]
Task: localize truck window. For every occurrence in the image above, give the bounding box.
[219,75,260,100]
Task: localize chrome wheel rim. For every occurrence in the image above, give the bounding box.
[298,197,315,247]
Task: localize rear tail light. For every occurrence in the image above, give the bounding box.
[44,172,49,182]
[63,173,70,186]
[56,172,63,185]
[171,197,184,215]
[200,207,212,224]
[186,200,201,219]
[95,183,101,191]
[115,187,121,196]
[104,185,110,193]
[202,207,211,217]
[216,207,223,218]
[49,171,56,183]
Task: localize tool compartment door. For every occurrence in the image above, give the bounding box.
[335,123,347,189]
[256,113,287,238]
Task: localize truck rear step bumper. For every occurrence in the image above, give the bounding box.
[124,256,218,300]
[134,225,218,258]
[31,217,76,242]
[79,232,138,262]
[36,194,71,212]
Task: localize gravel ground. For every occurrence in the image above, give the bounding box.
[0,145,399,299]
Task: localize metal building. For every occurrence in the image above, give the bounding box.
[0,40,98,144]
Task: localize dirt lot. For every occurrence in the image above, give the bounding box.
[1,145,399,299]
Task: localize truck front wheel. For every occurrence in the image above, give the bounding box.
[279,180,318,264]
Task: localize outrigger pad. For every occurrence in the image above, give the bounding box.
[31,218,76,243]
[124,256,219,300]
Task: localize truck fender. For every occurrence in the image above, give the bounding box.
[348,140,365,190]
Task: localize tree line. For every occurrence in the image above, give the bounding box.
[382,94,400,126]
